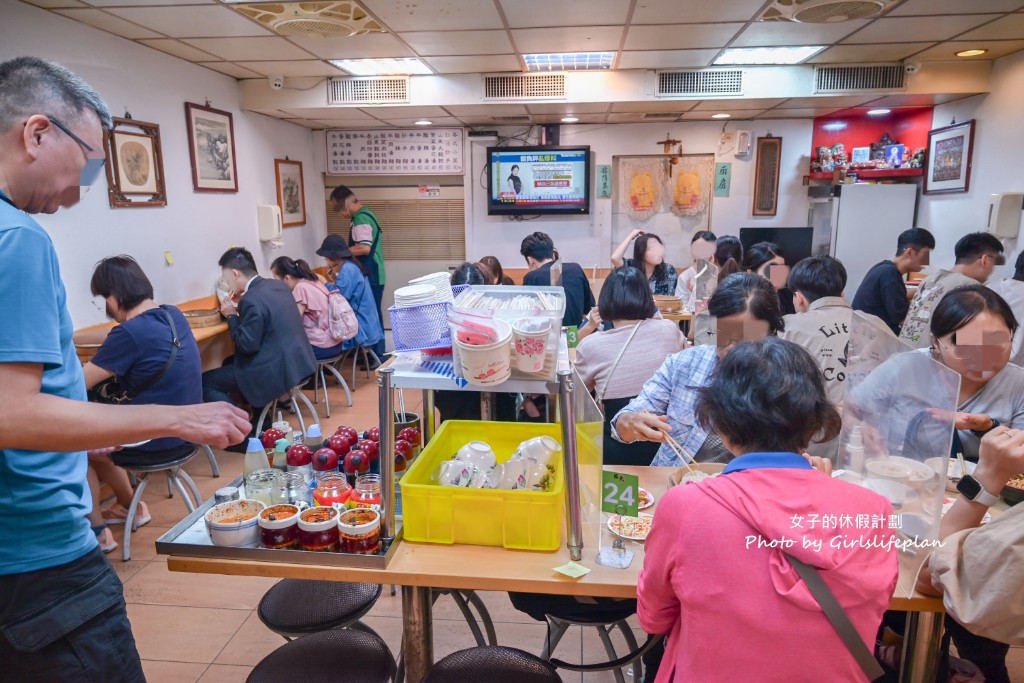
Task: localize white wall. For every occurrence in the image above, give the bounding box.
[465,120,813,271]
[920,51,1024,276]
[2,0,327,326]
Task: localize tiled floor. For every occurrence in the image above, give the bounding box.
[106,374,1023,682]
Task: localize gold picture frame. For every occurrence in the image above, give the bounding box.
[104,117,167,208]
[275,159,306,227]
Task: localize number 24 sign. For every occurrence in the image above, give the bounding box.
[602,470,639,517]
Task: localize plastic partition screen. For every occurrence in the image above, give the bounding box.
[487,146,591,216]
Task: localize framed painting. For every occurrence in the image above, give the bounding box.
[104,117,167,208]
[185,102,238,192]
[275,159,306,227]
[924,120,975,195]
[752,136,782,217]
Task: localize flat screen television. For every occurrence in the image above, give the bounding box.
[486,146,591,216]
[738,227,816,266]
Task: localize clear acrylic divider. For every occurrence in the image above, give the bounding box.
[690,259,718,346]
[839,312,961,598]
[555,368,605,559]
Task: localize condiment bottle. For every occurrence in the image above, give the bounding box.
[243,437,271,477]
[271,438,289,473]
[348,473,381,511]
[847,426,865,475]
[287,441,314,484]
[305,424,324,450]
[313,472,352,507]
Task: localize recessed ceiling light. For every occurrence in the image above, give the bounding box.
[867,108,891,116]
[711,113,731,119]
[561,116,579,123]
[713,46,826,65]
[523,52,614,72]
[955,48,988,57]
[328,57,432,76]
[414,119,432,126]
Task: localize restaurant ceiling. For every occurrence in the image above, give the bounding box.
[20,0,1024,127]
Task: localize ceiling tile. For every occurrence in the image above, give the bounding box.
[511,26,624,53]
[957,13,1024,40]
[360,0,503,31]
[632,0,767,24]
[684,109,765,120]
[532,114,606,124]
[501,0,630,28]
[730,20,870,48]
[20,0,87,8]
[399,30,513,56]
[378,117,464,127]
[693,98,786,110]
[843,15,1001,44]
[359,105,451,118]
[286,120,327,129]
[756,108,838,118]
[889,0,1024,14]
[138,38,221,61]
[867,94,979,106]
[617,49,717,69]
[423,54,520,73]
[624,23,745,51]
[525,102,609,114]
[281,107,379,120]
[238,60,346,77]
[81,0,213,6]
[775,95,879,109]
[444,104,530,116]
[197,61,263,79]
[607,112,649,122]
[52,9,162,39]
[912,39,1024,61]
[318,120,393,128]
[288,34,414,59]
[810,43,934,63]
[106,6,271,37]
[610,100,700,113]
[183,37,312,61]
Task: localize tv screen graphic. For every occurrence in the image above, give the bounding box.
[487,146,591,216]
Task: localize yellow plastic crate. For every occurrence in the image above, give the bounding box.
[399,420,566,551]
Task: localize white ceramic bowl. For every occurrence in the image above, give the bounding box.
[205,499,266,547]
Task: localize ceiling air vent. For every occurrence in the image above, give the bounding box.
[760,0,894,23]
[641,112,681,120]
[483,74,566,100]
[815,64,904,92]
[656,70,743,98]
[327,77,408,104]
[492,115,532,123]
[233,1,384,39]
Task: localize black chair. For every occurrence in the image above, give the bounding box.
[424,646,560,683]
[395,589,497,683]
[247,629,397,683]
[258,579,382,640]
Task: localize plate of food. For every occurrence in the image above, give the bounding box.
[1003,474,1024,506]
[638,487,655,510]
[607,512,654,542]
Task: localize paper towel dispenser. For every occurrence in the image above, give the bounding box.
[987,192,1023,239]
[257,204,282,242]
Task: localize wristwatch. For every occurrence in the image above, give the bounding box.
[970,417,1000,437]
[956,474,1001,507]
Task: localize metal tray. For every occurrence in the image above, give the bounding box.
[156,476,401,569]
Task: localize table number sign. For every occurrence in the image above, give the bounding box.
[602,470,639,517]
[327,128,464,175]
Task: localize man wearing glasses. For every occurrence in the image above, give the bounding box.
[0,57,250,681]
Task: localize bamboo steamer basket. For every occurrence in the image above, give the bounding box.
[183,309,222,329]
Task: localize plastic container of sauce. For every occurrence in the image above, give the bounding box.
[337,508,381,555]
[258,503,306,549]
[297,506,340,552]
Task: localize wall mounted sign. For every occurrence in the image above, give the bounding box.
[326,128,464,175]
[597,164,612,198]
[752,136,782,216]
[714,162,731,198]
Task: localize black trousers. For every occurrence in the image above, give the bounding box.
[0,547,144,683]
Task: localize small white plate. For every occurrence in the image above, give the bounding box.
[638,487,655,510]
[607,513,654,542]
[120,439,151,448]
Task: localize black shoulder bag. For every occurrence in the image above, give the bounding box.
[89,307,181,405]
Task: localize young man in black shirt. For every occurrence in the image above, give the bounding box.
[852,227,935,335]
[520,231,595,329]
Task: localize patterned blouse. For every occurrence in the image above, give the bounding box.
[623,258,679,296]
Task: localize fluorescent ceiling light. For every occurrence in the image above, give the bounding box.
[524,52,614,72]
[711,113,730,119]
[956,48,988,57]
[329,57,432,76]
[713,46,826,65]
[561,116,579,123]
[414,119,432,125]
[867,108,891,115]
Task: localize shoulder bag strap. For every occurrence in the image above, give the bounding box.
[596,320,644,405]
[127,306,180,398]
[783,553,885,681]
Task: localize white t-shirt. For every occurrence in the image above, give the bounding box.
[986,277,1024,368]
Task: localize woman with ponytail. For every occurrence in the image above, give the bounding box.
[271,256,346,360]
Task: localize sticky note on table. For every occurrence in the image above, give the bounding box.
[164,250,174,265]
[554,561,591,579]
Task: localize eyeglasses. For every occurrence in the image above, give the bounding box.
[45,115,106,187]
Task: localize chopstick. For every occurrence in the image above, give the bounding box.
[956,452,967,480]
[642,410,696,473]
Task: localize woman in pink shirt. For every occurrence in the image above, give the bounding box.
[638,337,899,682]
[271,256,343,360]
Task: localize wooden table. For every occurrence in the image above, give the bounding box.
[659,311,692,322]
[166,465,945,682]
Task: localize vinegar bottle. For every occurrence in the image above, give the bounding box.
[243,437,271,477]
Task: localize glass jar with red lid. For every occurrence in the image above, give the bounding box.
[313,473,351,507]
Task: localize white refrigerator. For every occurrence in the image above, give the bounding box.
[810,183,919,297]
